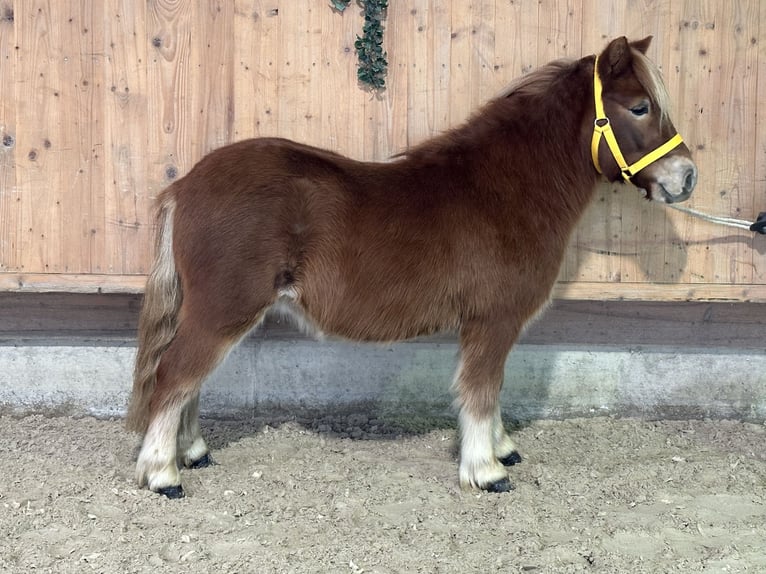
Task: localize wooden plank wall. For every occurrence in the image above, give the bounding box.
[0,0,764,300]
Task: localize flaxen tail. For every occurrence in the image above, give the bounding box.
[126,192,181,433]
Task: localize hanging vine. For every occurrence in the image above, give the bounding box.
[329,1,352,10]
[331,0,389,92]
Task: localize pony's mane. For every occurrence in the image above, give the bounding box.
[496,49,672,123]
[398,59,578,160]
[398,47,672,161]
[492,58,575,100]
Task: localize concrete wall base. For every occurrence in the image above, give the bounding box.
[3,334,765,422]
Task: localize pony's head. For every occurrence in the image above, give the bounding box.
[592,36,697,203]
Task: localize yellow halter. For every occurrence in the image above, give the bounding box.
[591,56,684,181]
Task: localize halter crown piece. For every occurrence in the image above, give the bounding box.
[591,55,684,181]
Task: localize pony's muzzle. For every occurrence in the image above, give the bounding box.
[666,164,697,204]
[650,158,697,204]
[683,166,698,195]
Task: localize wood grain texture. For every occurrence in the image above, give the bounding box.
[103,0,150,275]
[146,0,193,192]
[361,0,408,160]
[236,0,281,140]
[757,0,766,288]
[13,1,106,275]
[0,1,764,300]
[16,0,55,274]
[0,272,145,292]
[448,0,471,126]
[429,0,451,137]
[406,0,430,146]
[190,1,236,159]
[0,0,18,272]
[275,2,307,143]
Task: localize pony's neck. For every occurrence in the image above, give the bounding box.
[472,57,600,218]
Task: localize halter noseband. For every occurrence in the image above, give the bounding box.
[591,56,684,182]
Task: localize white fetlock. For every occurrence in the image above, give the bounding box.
[136,408,182,491]
[136,447,182,491]
[492,410,518,460]
[459,458,509,491]
[180,437,210,467]
[459,409,512,491]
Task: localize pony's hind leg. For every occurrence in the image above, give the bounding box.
[136,398,185,498]
[177,393,214,469]
[136,310,256,497]
[455,320,520,492]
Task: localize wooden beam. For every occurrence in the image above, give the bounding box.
[4,273,766,303]
[0,273,145,293]
[2,292,765,351]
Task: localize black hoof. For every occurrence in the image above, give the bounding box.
[498,450,523,467]
[188,453,216,469]
[157,484,185,499]
[484,477,514,493]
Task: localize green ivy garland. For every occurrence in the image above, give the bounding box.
[331,0,389,91]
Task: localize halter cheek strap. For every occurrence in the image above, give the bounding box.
[591,56,684,181]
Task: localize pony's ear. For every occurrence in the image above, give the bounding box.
[600,36,632,78]
[631,36,652,54]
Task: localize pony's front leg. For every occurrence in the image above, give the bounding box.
[455,321,519,492]
[458,408,511,492]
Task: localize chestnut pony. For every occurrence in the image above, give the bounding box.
[128,36,697,498]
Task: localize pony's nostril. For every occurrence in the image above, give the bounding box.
[683,167,697,192]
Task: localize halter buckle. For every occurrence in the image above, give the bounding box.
[594,117,610,129]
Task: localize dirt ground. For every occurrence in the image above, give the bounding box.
[1,412,765,574]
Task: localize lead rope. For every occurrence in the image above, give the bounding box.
[664,203,766,234]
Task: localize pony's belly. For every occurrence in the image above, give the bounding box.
[291,291,456,343]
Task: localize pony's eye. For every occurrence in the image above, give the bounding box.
[630,102,650,117]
